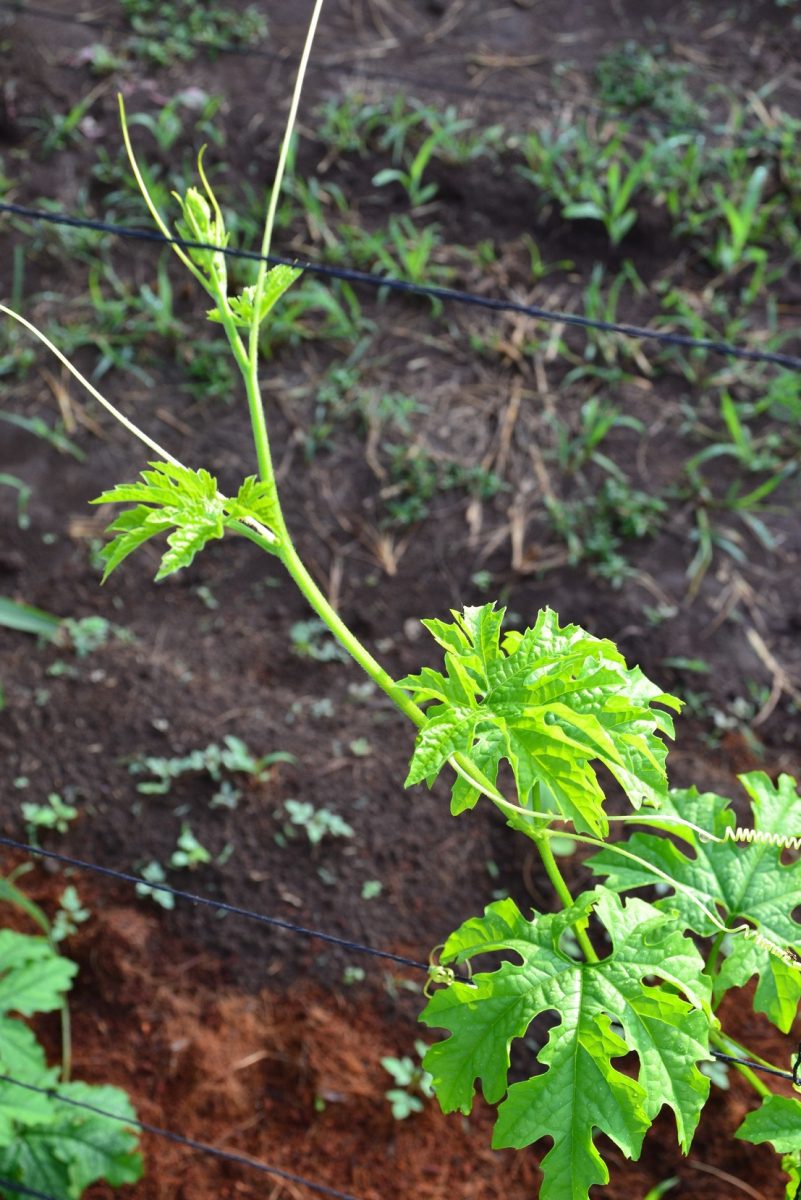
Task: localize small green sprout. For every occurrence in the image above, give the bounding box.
[135,861,174,910]
[22,793,78,836]
[281,799,354,846]
[170,823,212,869]
[51,886,91,943]
[381,1040,434,1119]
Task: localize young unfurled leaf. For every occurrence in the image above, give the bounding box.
[173,185,229,277]
[91,462,281,582]
[420,889,711,1200]
[400,604,681,836]
[588,772,801,1031]
[224,475,282,531]
[207,265,303,328]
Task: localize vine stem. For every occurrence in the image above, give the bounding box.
[278,537,426,729]
[709,1030,771,1099]
[705,928,728,981]
[535,835,599,963]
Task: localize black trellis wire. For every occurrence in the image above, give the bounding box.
[3,201,800,372]
[0,1075,363,1200]
[0,0,792,144]
[1,834,799,1087]
[711,1049,801,1086]
[0,834,428,972]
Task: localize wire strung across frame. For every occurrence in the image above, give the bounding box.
[0,834,427,972]
[0,1076,363,1200]
[2,202,800,372]
[0,834,798,1084]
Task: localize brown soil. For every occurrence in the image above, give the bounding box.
[1,0,801,1197]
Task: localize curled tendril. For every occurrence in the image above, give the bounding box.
[722,827,801,851]
[735,924,801,972]
[424,943,473,998]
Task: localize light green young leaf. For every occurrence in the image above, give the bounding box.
[173,185,229,277]
[401,604,680,836]
[0,1017,58,1085]
[782,1153,801,1200]
[0,1082,143,1198]
[588,772,801,1031]
[420,888,712,1200]
[207,264,303,327]
[0,931,76,1017]
[223,475,281,531]
[92,461,280,582]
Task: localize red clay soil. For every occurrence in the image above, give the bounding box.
[1,864,791,1200]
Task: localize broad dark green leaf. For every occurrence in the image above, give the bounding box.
[420,888,711,1200]
[0,1082,143,1198]
[589,772,801,1031]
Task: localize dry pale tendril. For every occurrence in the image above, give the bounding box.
[0,306,277,547]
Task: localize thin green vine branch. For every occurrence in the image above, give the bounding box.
[535,833,599,962]
[710,1030,772,1099]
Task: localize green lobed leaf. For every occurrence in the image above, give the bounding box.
[401,604,680,836]
[91,461,281,581]
[0,1075,55,1147]
[207,265,303,327]
[0,932,76,1018]
[0,1017,59,1086]
[588,772,801,1031]
[420,888,712,1200]
[0,1082,143,1199]
[736,1095,801,1155]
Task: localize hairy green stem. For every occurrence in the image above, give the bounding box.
[278,536,425,728]
[535,835,599,963]
[705,929,728,983]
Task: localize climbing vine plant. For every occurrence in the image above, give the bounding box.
[3,1,801,1196]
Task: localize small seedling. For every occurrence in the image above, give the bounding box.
[280,799,354,846]
[22,793,78,837]
[58,615,134,658]
[130,735,293,796]
[381,1040,434,1119]
[51,886,91,943]
[135,861,174,909]
[170,823,211,869]
[290,618,349,662]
